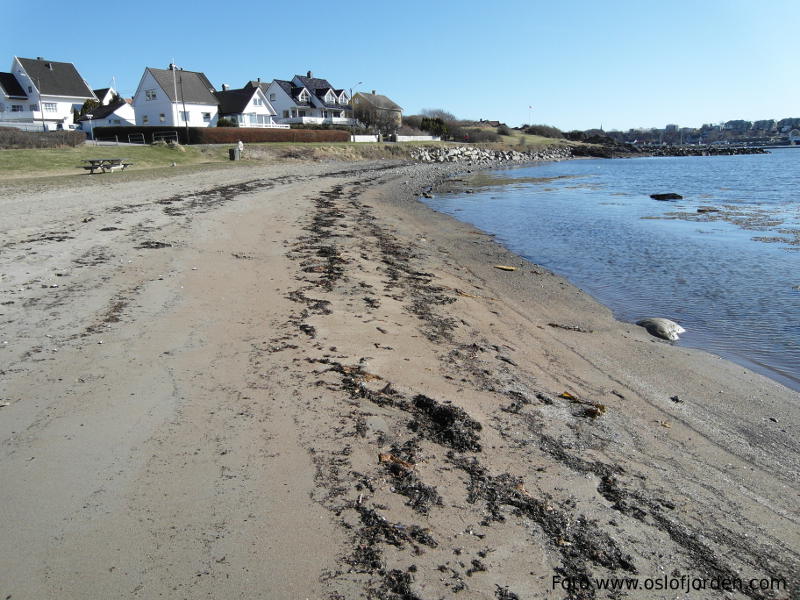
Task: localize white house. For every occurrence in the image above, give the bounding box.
[258,72,355,125]
[132,65,218,127]
[0,56,95,130]
[76,97,135,132]
[93,87,116,105]
[0,71,28,126]
[214,84,285,128]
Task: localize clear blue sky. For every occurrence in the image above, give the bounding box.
[4,0,797,131]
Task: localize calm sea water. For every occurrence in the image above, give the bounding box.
[424,148,800,391]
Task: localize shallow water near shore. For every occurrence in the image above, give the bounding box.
[426,148,800,391]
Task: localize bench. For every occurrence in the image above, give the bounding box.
[79,159,134,174]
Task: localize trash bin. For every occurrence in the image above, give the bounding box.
[229,147,240,161]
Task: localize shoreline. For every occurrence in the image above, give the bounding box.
[426,158,800,393]
[0,159,797,598]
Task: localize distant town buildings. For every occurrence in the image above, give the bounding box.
[607,117,800,146]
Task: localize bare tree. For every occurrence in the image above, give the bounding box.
[353,103,400,136]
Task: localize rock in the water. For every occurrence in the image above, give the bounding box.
[636,317,686,341]
[650,193,683,200]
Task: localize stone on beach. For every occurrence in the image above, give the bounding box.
[636,317,686,341]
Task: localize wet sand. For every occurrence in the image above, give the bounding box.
[0,159,797,599]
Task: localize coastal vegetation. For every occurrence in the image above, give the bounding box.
[0,128,86,149]
[0,141,444,179]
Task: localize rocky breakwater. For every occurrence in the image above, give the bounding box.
[647,145,769,157]
[410,145,572,164]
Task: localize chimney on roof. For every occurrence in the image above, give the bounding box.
[222,84,229,91]
[307,70,312,78]
[36,56,44,60]
[371,90,376,95]
[257,77,261,82]
[168,63,176,70]
[46,63,53,70]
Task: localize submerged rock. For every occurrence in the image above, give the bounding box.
[650,193,683,201]
[636,317,686,341]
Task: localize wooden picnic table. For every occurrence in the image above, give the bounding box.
[79,158,133,174]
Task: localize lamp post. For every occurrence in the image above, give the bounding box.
[20,71,47,131]
[349,81,362,123]
[36,77,47,132]
[179,73,190,144]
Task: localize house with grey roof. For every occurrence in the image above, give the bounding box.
[93,87,115,105]
[0,56,95,130]
[76,96,135,131]
[132,65,219,127]
[351,91,403,131]
[214,84,285,128]
[256,71,355,125]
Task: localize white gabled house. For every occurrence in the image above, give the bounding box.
[0,56,96,130]
[257,71,355,125]
[76,97,135,132]
[93,87,116,105]
[132,65,218,127]
[214,84,286,128]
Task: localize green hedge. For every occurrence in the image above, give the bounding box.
[92,126,350,144]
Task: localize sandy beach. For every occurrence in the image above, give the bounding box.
[0,158,797,599]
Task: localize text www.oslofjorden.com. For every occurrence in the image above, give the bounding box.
[552,574,788,595]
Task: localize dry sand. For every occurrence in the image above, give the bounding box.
[0,159,797,599]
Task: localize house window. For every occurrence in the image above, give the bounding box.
[283,110,289,118]
[145,89,156,100]
[202,112,211,122]
[269,93,276,101]
[180,111,189,122]
[159,113,166,123]
[27,85,32,93]
[253,98,261,106]
[142,115,149,123]
[30,103,39,111]
[112,119,121,124]
[43,102,57,112]
[11,104,23,112]
[322,111,328,118]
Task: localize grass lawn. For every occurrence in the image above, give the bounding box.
[0,141,456,179]
[0,135,572,180]
[497,129,570,148]
[0,144,230,179]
